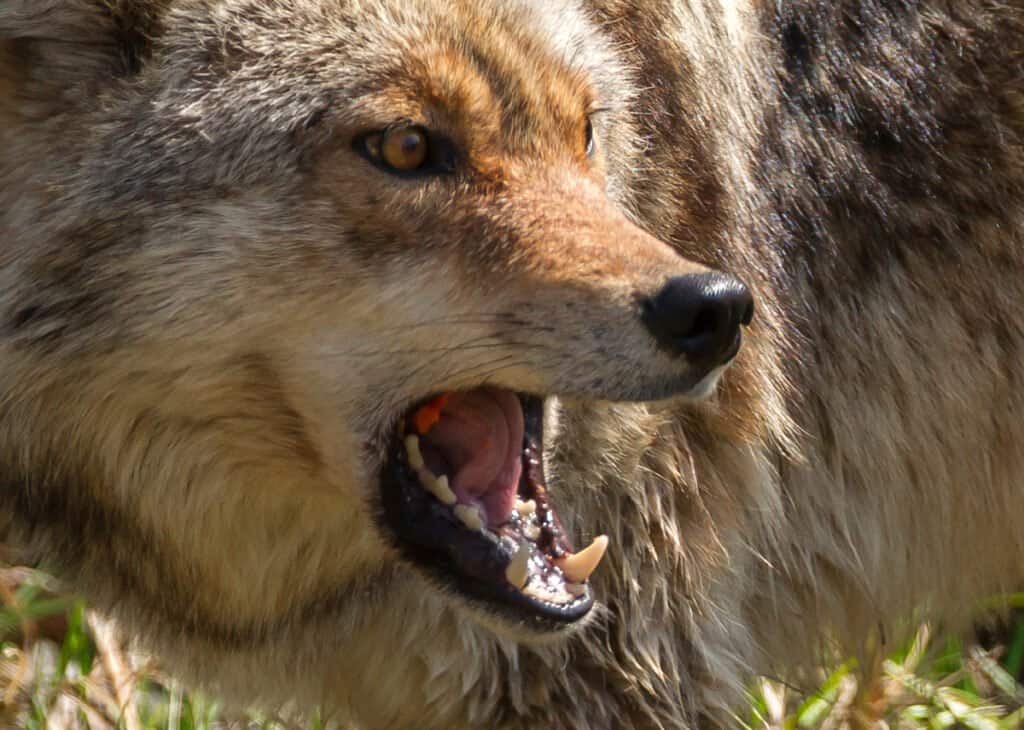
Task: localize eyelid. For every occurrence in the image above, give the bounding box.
[381,118,418,137]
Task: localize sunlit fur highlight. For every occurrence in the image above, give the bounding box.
[2,1,1024,728]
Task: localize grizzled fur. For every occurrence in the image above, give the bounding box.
[2,0,1024,728]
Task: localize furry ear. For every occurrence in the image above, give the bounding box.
[0,1,163,107]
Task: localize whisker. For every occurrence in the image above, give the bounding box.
[363,313,532,333]
[335,341,547,359]
[388,337,525,391]
[325,331,552,360]
[437,354,536,387]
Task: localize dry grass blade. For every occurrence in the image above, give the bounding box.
[88,612,142,730]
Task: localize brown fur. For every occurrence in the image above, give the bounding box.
[2,0,1024,728]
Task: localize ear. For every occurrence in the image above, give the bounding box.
[0,1,163,111]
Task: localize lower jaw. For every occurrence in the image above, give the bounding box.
[376,392,601,630]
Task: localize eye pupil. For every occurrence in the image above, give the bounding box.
[585,119,595,156]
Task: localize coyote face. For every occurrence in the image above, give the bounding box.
[0,0,752,644]
[9,0,1024,727]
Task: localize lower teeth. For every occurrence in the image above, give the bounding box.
[505,541,531,589]
[399,414,602,602]
[403,434,425,470]
[454,504,484,531]
[566,583,587,598]
[516,499,537,517]
[426,473,457,505]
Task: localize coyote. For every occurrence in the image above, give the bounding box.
[2,0,1023,728]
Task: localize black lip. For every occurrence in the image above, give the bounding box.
[376,394,594,630]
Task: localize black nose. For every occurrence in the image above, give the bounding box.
[641,273,754,367]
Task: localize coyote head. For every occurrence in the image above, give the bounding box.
[0,0,752,651]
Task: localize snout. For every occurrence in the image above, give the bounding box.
[640,273,754,370]
[441,171,759,402]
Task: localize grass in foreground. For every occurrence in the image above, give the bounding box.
[745,620,1024,729]
[2,564,1023,729]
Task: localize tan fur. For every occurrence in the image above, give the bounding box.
[2,0,1024,728]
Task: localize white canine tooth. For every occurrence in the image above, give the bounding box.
[429,474,457,505]
[505,541,530,589]
[454,504,484,531]
[404,434,425,470]
[566,582,587,598]
[516,499,537,517]
[556,535,609,583]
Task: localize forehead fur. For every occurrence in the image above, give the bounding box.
[159,0,620,133]
[26,0,637,205]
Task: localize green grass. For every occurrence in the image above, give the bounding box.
[2,564,1023,729]
[743,616,1024,729]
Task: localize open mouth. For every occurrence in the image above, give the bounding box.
[378,388,606,629]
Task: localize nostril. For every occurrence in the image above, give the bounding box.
[679,304,727,345]
[740,298,755,327]
[641,272,754,366]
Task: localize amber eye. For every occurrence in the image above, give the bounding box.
[374,125,429,171]
[355,124,456,176]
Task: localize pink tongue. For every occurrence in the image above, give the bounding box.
[420,388,524,526]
